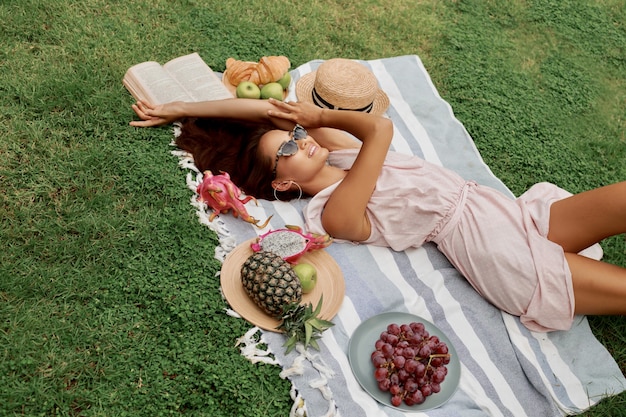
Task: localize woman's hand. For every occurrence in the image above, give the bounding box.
[129,100,187,127]
[266,98,325,129]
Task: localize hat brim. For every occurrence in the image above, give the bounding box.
[295,70,390,116]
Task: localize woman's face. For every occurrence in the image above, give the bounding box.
[259,128,329,183]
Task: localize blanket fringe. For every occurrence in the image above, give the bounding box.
[279,354,306,378]
[289,385,307,417]
[224,307,242,319]
[278,344,338,416]
[235,326,280,365]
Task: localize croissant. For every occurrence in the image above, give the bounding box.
[226,56,290,86]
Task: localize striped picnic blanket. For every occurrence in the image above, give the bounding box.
[175,55,625,417]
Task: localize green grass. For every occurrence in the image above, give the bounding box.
[1,0,624,415]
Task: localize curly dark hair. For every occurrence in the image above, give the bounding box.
[175,117,303,201]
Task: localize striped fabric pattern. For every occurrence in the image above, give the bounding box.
[177,55,625,417]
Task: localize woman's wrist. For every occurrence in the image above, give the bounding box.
[179,101,203,118]
[319,108,329,128]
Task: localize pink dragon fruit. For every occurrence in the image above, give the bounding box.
[196,170,271,228]
[251,225,332,264]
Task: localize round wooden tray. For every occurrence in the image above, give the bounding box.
[220,239,345,332]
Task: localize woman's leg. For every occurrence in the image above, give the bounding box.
[547,181,626,314]
[548,181,626,253]
[566,253,626,314]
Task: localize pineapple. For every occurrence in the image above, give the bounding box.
[241,250,302,317]
[241,250,334,352]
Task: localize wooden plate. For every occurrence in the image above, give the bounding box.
[220,238,345,332]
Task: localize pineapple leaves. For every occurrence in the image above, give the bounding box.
[304,321,313,348]
[277,295,334,354]
[308,338,321,351]
[284,334,299,354]
[312,295,323,316]
[309,317,334,330]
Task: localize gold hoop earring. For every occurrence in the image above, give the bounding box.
[273,181,303,202]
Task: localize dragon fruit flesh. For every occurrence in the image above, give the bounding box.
[251,225,332,264]
[196,170,271,228]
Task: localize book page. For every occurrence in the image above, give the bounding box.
[162,53,233,101]
[123,61,194,104]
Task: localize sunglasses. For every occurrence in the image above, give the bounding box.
[272,124,307,178]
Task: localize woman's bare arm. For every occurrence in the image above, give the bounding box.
[131,98,362,152]
[129,98,294,129]
[267,99,393,241]
[321,114,393,241]
[306,127,361,151]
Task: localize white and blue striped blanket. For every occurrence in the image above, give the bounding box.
[176,55,625,417]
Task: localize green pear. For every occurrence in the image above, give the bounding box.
[293,263,317,293]
[260,82,284,100]
[277,72,291,90]
[236,81,261,99]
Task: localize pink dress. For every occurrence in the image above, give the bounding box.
[303,149,577,332]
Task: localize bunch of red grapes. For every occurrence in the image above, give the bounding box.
[371,321,451,407]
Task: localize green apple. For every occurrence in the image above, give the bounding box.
[260,82,284,100]
[293,263,317,293]
[277,72,291,90]
[236,81,261,99]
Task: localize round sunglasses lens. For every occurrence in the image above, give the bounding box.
[293,126,307,140]
[279,140,298,156]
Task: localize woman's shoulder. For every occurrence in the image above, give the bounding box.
[302,180,342,236]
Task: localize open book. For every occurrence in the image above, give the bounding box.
[123,52,233,104]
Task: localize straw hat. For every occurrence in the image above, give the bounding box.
[295,58,390,115]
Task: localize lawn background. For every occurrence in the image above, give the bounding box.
[1,0,624,416]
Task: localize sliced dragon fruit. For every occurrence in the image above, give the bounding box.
[251,225,332,264]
